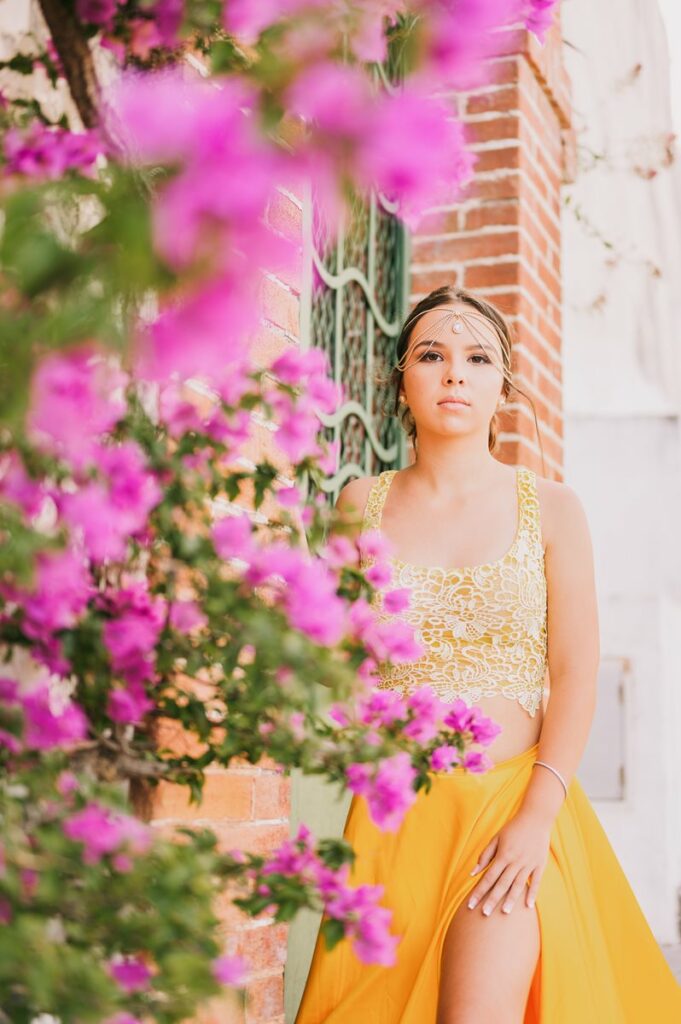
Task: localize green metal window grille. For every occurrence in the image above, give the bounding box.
[301,55,411,500]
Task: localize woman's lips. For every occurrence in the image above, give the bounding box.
[437,398,470,407]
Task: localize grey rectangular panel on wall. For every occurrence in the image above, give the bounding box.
[577,656,629,801]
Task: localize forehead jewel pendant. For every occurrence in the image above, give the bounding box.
[452,313,464,334]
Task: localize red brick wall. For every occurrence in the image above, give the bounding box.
[410,22,573,479]
[142,24,572,1021]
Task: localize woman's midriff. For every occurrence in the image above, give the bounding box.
[467,693,545,765]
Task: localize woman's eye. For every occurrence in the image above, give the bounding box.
[469,354,490,364]
[419,351,442,362]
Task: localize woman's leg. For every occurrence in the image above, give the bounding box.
[436,894,540,1024]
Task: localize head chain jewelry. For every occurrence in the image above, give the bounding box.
[395,306,512,386]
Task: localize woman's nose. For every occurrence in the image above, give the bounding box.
[443,362,465,384]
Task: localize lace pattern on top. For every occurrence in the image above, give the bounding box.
[360,467,548,716]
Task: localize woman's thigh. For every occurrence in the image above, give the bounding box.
[436,895,540,1024]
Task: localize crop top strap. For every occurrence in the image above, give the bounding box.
[362,466,543,547]
[361,470,397,532]
[516,466,543,548]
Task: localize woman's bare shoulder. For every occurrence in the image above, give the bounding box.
[533,472,591,551]
[335,475,378,515]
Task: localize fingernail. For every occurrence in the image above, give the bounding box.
[467,897,477,909]
[469,867,478,876]
[502,903,512,913]
[482,905,491,916]
[528,898,535,908]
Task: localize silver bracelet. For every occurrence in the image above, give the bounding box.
[533,759,568,800]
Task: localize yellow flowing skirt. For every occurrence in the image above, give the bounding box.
[295,741,681,1023]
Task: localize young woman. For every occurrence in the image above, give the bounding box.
[294,285,681,1023]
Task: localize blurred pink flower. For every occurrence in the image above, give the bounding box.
[357,688,406,728]
[17,548,93,639]
[101,583,166,684]
[382,587,411,613]
[271,346,329,386]
[75,0,120,27]
[3,123,104,179]
[525,0,559,41]
[107,683,154,725]
[136,277,258,383]
[0,452,45,518]
[212,512,256,561]
[61,442,161,563]
[356,88,475,229]
[357,528,394,562]
[371,618,425,664]
[430,743,461,772]
[169,600,207,633]
[109,956,152,993]
[462,749,493,773]
[321,534,359,569]
[212,953,249,987]
[403,686,444,744]
[63,801,153,864]
[347,750,417,831]
[28,346,127,470]
[21,682,88,751]
[364,562,393,588]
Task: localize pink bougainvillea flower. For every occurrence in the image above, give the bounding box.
[356,87,476,229]
[320,534,359,570]
[430,743,462,772]
[61,442,161,563]
[100,442,162,532]
[356,528,394,563]
[525,0,559,41]
[270,346,330,386]
[344,896,398,966]
[21,681,88,751]
[0,452,45,518]
[109,956,152,993]
[60,483,126,564]
[135,277,258,383]
[101,583,166,685]
[212,953,249,987]
[3,123,105,179]
[16,548,93,640]
[403,686,445,744]
[347,750,417,831]
[63,801,153,864]
[212,511,256,562]
[169,600,207,633]
[75,0,121,28]
[364,562,393,589]
[382,587,411,613]
[462,749,493,773]
[370,618,425,664]
[107,683,154,725]
[286,61,373,140]
[357,687,406,729]
[28,345,127,469]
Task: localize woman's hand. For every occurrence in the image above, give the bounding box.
[465,810,552,915]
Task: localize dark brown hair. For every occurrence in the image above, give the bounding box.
[388,285,545,471]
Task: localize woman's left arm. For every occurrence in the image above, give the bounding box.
[465,482,600,917]
[517,480,600,824]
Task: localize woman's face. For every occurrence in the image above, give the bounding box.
[399,304,506,441]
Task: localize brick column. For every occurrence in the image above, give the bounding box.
[410,22,573,479]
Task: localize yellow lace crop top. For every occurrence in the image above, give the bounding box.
[360,466,548,716]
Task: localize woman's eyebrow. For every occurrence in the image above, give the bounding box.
[412,339,445,351]
[411,339,490,352]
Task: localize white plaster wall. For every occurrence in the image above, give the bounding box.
[562,0,681,942]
